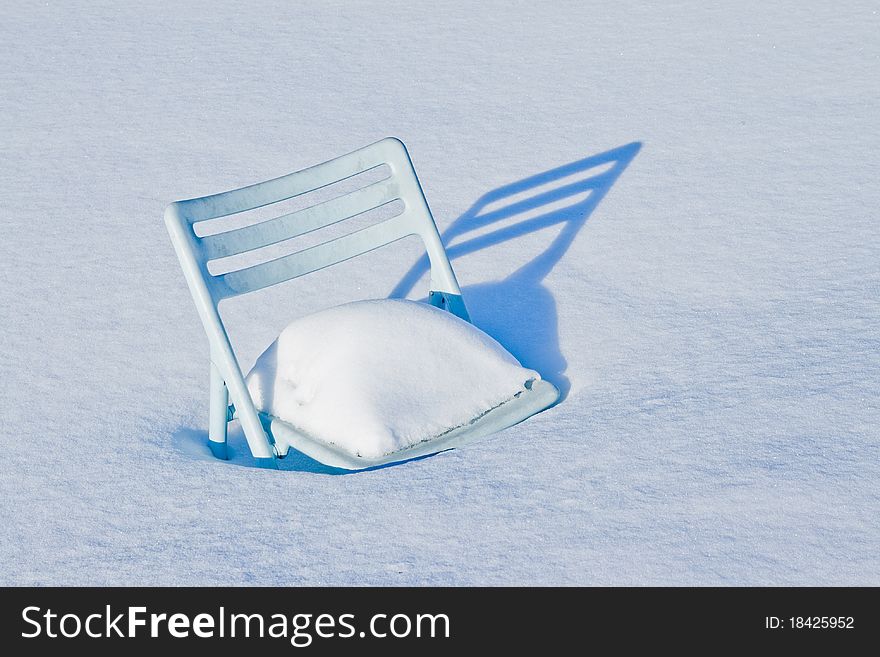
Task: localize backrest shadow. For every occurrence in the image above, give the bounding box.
[390,142,641,400]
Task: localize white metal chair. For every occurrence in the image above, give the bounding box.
[165,138,558,469]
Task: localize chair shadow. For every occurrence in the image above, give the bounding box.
[390,141,642,401]
[171,142,640,474]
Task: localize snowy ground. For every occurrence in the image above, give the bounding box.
[1,1,878,585]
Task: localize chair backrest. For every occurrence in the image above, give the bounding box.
[164,138,466,460]
[165,137,463,303]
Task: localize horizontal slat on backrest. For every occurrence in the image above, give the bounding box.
[177,147,392,224]
[200,177,401,260]
[217,211,420,298]
[168,137,443,300]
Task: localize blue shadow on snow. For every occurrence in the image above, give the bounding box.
[390,141,642,401]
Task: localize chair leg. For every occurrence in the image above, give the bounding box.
[208,360,229,459]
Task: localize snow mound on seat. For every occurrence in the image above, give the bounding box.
[245,299,540,460]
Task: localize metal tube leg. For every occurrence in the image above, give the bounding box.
[208,361,229,459]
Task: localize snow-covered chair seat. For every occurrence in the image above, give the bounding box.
[244,298,557,469]
[165,138,559,469]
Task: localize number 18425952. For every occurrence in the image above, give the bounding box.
[765,616,854,629]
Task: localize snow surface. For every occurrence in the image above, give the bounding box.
[1,1,878,585]
[246,299,538,459]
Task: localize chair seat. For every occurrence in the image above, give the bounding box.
[260,379,559,470]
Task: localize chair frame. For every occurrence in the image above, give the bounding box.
[165,138,470,467]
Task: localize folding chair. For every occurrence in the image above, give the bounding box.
[165,138,558,469]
